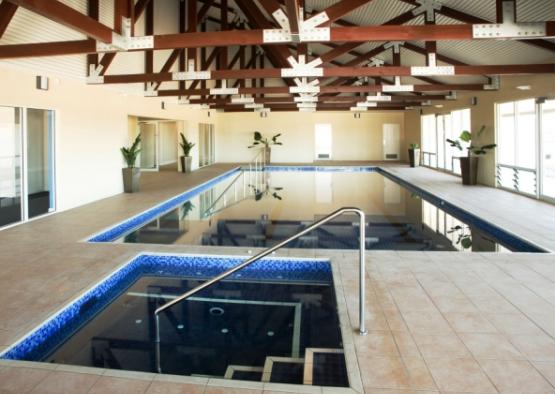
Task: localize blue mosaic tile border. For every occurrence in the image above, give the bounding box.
[88,168,241,242]
[0,254,331,362]
[265,165,378,172]
[377,168,547,253]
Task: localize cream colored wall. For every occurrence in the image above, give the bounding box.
[216,111,406,163]
[413,74,555,186]
[0,65,218,212]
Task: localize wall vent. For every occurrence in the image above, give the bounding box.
[317,153,330,159]
[385,154,399,160]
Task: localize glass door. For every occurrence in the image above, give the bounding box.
[0,107,23,227]
[198,123,215,168]
[541,99,555,200]
[139,122,158,170]
[26,108,55,219]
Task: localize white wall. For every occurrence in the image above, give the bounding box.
[159,121,178,165]
[0,66,219,212]
[216,111,406,163]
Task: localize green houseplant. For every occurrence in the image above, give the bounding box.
[120,135,141,193]
[408,143,420,168]
[248,131,282,164]
[179,133,195,173]
[446,126,496,185]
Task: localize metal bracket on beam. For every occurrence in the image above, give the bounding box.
[210,80,239,95]
[264,9,330,44]
[356,102,378,108]
[144,83,158,97]
[282,55,324,77]
[86,64,105,84]
[97,34,154,52]
[172,71,211,80]
[473,1,545,39]
[484,75,500,90]
[231,95,255,104]
[384,41,405,54]
[382,76,414,92]
[290,85,320,93]
[365,93,392,102]
[412,0,442,22]
[446,91,457,100]
[411,66,455,76]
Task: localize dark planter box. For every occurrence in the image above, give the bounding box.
[408,149,421,167]
[460,156,479,185]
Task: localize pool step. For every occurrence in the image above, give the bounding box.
[303,348,348,387]
[262,356,305,384]
[224,365,264,381]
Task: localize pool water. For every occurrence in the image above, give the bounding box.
[45,276,344,383]
[2,255,349,388]
[115,169,527,252]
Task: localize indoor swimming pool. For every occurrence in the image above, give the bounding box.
[1,254,349,388]
[89,167,545,253]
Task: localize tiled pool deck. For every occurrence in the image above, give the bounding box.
[1,162,555,393]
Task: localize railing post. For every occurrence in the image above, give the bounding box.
[358,210,367,336]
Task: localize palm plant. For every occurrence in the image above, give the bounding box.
[248,131,282,148]
[179,133,195,157]
[121,135,141,168]
[446,126,496,157]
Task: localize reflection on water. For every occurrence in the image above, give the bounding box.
[118,171,511,252]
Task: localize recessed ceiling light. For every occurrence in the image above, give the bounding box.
[517,85,531,91]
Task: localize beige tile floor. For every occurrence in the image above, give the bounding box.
[0,162,555,393]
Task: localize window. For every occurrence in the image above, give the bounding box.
[421,114,437,167]
[421,109,470,174]
[496,99,537,196]
[496,98,555,201]
[541,100,555,199]
[315,123,332,160]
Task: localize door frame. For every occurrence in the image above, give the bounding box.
[138,121,160,172]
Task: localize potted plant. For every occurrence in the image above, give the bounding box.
[179,132,195,173]
[408,143,420,167]
[446,126,496,185]
[120,135,141,193]
[248,131,282,164]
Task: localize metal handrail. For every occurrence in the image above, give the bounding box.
[200,171,245,218]
[153,206,368,373]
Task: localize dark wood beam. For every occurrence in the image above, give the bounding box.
[144,0,153,88]
[156,83,486,97]
[0,2,18,38]
[98,63,555,84]
[86,0,98,74]
[285,0,300,33]
[187,0,197,69]
[6,0,113,42]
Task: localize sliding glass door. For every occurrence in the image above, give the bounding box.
[0,106,55,228]
[199,123,215,168]
[541,99,555,200]
[0,107,23,227]
[26,109,55,219]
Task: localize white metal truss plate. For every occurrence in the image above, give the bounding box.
[210,87,239,95]
[356,102,378,107]
[172,71,211,80]
[473,22,546,39]
[302,12,329,30]
[294,96,318,103]
[411,66,455,76]
[281,67,324,77]
[97,35,153,52]
[144,89,158,97]
[365,95,391,102]
[382,84,415,92]
[263,29,291,43]
[299,27,330,42]
[297,102,317,108]
[126,36,154,50]
[86,75,104,84]
[290,85,321,93]
[245,103,264,109]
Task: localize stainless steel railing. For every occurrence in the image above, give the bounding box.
[153,206,368,373]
